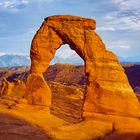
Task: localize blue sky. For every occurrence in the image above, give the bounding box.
[0,0,140,61]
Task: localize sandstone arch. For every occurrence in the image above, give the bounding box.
[26,15,140,118]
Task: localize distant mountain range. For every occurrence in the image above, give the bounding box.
[0,55,30,67]
[51,53,84,65]
[0,54,139,67]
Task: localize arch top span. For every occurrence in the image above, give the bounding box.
[30,15,105,74]
[26,15,140,120]
[45,15,96,30]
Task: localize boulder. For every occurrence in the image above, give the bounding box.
[25,73,51,106]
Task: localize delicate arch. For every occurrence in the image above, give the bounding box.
[26,15,140,119]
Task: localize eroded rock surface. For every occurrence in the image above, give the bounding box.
[0,78,25,98]
[49,82,84,123]
[25,74,51,106]
[26,15,140,118]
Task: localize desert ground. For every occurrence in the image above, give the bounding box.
[0,64,140,140]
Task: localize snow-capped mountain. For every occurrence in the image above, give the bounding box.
[0,55,30,67]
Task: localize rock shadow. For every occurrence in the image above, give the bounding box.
[0,112,52,140]
[102,132,140,140]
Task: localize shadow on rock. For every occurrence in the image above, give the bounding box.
[0,112,52,140]
[102,132,140,140]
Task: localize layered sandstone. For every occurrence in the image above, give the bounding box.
[26,15,140,118]
[49,82,84,123]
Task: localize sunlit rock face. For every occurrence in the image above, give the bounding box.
[26,15,140,118]
[25,74,51,106]
[0,78,25,98]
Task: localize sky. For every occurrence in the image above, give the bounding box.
[0,0,140,61]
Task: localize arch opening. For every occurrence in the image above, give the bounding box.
[44,44,86,123]
[51,44,84,65]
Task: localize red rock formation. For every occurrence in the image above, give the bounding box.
[0,78,25,98]
[49,81,84,123]
[25,74,51,106]
[0,78,9,96]
[26,15,140,118]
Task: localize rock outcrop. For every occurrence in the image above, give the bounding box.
[0,78,25,98]
[25,74,51,106]
[0,78,9,96]
[26,15,140,118]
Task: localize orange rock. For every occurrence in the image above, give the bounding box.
[25,73,51,106]
[0,78,9,96]
[0,78,25,98]
[26,15,140,118]
[49,82,84,123]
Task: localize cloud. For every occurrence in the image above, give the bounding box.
[0,0,30,12]
[51,44,83,64]
[55,44,76,59]
[0,0,55,12]
[104,0,140,31]
[0,52,6,56]
[109,0,140,11]
[97,27,116,31]
[104,12,140,31]
[108,41,131,49]
[0,52,28,56]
